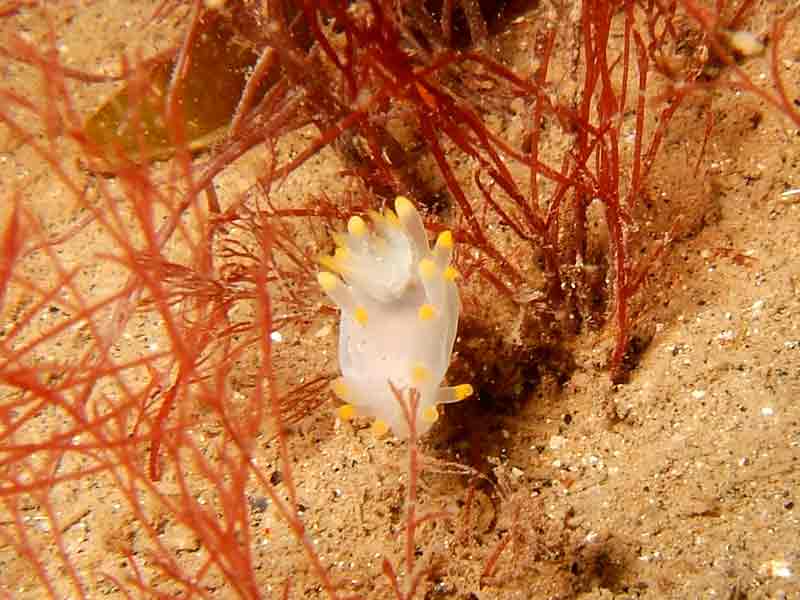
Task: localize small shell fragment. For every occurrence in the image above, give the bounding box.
[722,29,765,57]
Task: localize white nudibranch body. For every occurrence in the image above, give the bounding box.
[317,196,473,438]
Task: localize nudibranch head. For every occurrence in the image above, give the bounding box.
[318,196,473,437]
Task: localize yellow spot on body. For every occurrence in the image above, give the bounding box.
[418,258,436,279]
[334,246,349,262]
[444,266,460,281]
[422,405,439,424]
[436,230,453,249]
[354,306,368,326]
[372,419,389,436]
[411,363,430,384]
[331,378,349,399]
[348,215,367,237]
[454,383,474,401]
[418,304,436,320]
[318,271,338,292]
[337,403,356,421]
[395,195,414,219]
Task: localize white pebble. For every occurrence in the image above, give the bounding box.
[759,559,792,578]
[718,329,736,343]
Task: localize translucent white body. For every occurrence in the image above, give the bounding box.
[318,196,472,437]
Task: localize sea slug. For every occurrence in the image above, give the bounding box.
[317,196,473,437]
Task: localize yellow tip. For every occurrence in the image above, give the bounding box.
[395,195,415,219]
[348,216,367,237]
[418,258,436,280]
[371,419,389,437]
[422,405,439,424]
[318,271,338,292]
[384,208,400,227]
[331,377,349,399]
[319,255,344,274]
[454,383,474,401]
[443,266,460,281]
[436,230,453,249]
[411,363,430,384]
[332,232,349,248]
[337,403,356,421]
[354,306,368,326]
[367,209,384,225]
[334,246,349,261]
[418,304,436,321]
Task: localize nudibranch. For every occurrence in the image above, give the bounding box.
[317,196,473,438]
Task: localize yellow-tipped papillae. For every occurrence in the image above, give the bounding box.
[348,215,367,237]
[331,377,349,399]
[337,404,356,421]
[454,383,473,401]
[317,271,337,292]
[371,419,389,436]
[422,405,439,424]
